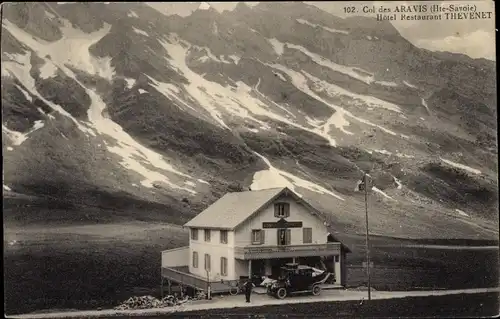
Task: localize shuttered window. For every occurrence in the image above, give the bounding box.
[220,230,228,244]
[191,229,198,240]
[204,253,211,271]
[220,257,228,276]
[251,229,263,244]
[274,203,290,218]
[277,229,291,245]
[192,251,198,268]
[303,227,313,244]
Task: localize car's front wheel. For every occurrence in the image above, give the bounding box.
[276,287,287,299]
[312,285,321,296]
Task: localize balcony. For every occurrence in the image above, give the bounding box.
[234,242,341,260]
[161,247,229,293]
[161,246,189,268]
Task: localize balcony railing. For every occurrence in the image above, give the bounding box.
[161,266,231,294]
[234,242,341,259]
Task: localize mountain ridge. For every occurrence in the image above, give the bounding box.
[2,2,497,240]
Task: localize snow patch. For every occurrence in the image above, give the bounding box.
[393,176,403,189]
[372,149,392,155]
[45,11,56,19]
[212,22,219,35]
[125,78,136,89]
[15,85,33,102]
[268,38,285,56]
[228,55,240,65]
[367,35,372,40]
[197,179,210,185]
[3,19,115,81]
[159,36,353,147]
[133,27,149,37]
[403,80,418,89]
[199,2,211,10]
[2,51,93,135]
[268,63,404,142]
[296,19,349,35]
[128,11,139,18]
[421,98,431,114]
[194,46,231,64]
[455,209,470,217]
[138,89,148,94]
[250,152,344,201]
[2,126,27,146]
[7,147,14,151]
[185,181,196,187]
[159,37,294,131]
[4,27,196,194]
[285,42,374,84]
[39,59,58,79]
[2,120,44,146]
[420,117,425,121]
[440,158,482,175]
[273,71,287,81]
[219,55,232,64]
[85,84,196,194]
[304,72,401,113]
[3,185,12,191]
[147,76,195,111]
[375,80,398,87]
[372,186,397,201]
[369,149,415,159]
[267,64,350,142]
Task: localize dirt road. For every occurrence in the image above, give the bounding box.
[9,287,499,318]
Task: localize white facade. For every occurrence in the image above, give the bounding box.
[234,194,329,246]
[188,228,239,280]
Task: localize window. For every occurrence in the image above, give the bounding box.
[191,229,198,240]
[192,251,198,268]
[220,230,228,244]
[274,203,290,218]
[204,254,211,271]
[277,229,291,246]
[334,255,340,263]
[220,257,228,276]
[204,229,211,242]
[251,229,264,245]
[303,227,312,244]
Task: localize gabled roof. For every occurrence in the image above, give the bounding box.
[184,187,306,230]
[184,187,352,253]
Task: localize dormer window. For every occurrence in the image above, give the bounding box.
[274,203,290,218]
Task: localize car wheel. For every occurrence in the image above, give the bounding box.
[312,285,321,296]
[276,287,287,299]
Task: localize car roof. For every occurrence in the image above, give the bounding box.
[281,265,314,270]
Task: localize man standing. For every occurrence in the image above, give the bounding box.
[243,279,255,303]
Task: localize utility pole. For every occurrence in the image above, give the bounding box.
[362,173,372,301]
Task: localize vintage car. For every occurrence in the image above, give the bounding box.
[266,263,332,299]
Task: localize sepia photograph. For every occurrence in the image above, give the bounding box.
[2,1,498,318]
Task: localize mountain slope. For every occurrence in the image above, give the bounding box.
[2,2,497,239]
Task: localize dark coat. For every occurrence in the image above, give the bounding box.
[244,280,255,293]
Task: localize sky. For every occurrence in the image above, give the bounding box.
[147,1,496,61]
